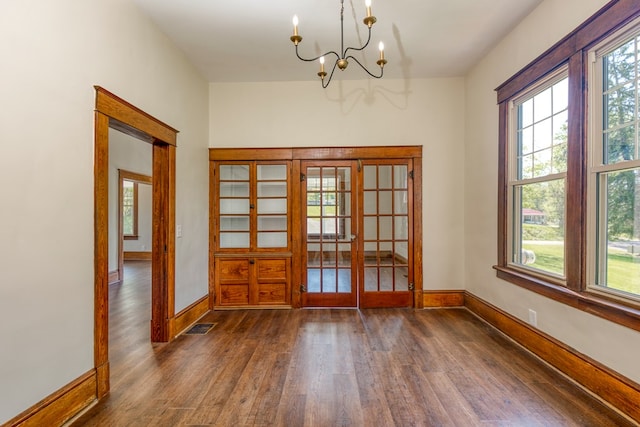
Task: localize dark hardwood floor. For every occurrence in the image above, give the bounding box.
[73,261,635,426]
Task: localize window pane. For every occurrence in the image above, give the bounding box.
[604,38,637,90]
[533,87,552,123]
[604,126,636,164]
[533,117,553,152]
[595,169,640,297]
[605,82,636,127]
[512,179,565,276]
[123,206,134,235]
[601,36,639,165]
[553,78,569,114]
[517,77,568,180]
[520,127,533,155]
[521,98,534,127]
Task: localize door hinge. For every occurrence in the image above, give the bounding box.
[300,173,306,182]
[300,284,307,293]
[409,282,415,291]
[409,170,414,180]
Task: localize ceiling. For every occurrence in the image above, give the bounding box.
[132,0,543,83]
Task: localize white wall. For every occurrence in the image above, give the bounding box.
[0,0,209,423]
[210,78,466,292]
[464,0,640,384]
[108,129,153,271]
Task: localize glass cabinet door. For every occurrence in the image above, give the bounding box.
[257,164,288,249]
[218,164,251,248]
[216,162,289,251]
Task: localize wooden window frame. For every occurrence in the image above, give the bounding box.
[495,0,640,332]
[122,180,138,239]
[119,170,153,240]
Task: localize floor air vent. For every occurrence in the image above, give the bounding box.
[185,323,216,335]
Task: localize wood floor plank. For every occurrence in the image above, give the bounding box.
[72,263,636,426]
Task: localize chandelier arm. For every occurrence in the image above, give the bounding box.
[343,26,373,58]
[322,61,340,88]
[345,55,384,79]
[295,44,340,63]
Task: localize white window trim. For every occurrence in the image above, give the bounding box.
[506,67,569,280]
[587,17,640,303]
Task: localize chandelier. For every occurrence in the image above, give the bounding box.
[290,0,387,88]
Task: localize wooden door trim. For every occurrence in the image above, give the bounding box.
[94,87,177,399]
[95,87,178,146]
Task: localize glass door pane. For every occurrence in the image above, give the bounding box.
[302,162,357,307]
[360,162,413,308]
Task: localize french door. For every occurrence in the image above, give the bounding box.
[301,159,413,308]
[302,161,358,306]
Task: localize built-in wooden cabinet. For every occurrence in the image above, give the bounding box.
[209,146,423,309]
[211,160,292,307]
[216,257,290,306]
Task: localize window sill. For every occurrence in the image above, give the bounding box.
[123,235,139,241]
[493,265,640,333]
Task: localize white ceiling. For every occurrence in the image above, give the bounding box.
[132,0,543,83]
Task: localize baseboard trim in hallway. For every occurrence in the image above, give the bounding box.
[4,370,96,427]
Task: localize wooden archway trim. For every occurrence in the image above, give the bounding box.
[95,86,178,145]
[94,86,177,398]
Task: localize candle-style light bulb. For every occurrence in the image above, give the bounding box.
[378,41,385,61]
[365,0,372,18]
[319,56,325,73]
[292,15,299,36]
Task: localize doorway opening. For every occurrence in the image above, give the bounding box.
[117,169,153,283]
[94,86,178,398]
